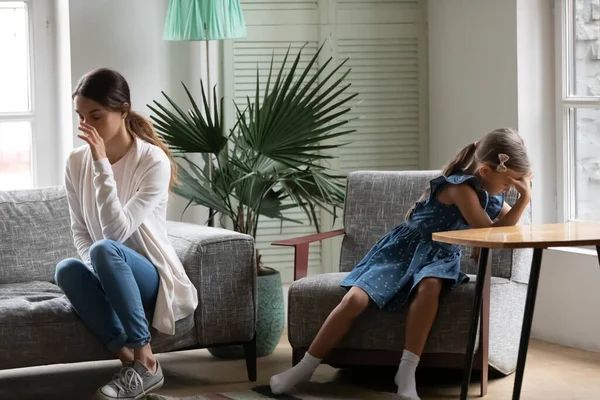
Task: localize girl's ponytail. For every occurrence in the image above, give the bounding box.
[441,142,477,176]
[404,142,477,220]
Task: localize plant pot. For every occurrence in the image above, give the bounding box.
[208,266,285,359]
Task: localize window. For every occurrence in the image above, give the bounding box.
[557,0,600,222]
[0,1,33,190]
[0,0,56,191]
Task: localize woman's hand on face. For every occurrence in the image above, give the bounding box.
[510,172,533,197]
[77,122,107,161]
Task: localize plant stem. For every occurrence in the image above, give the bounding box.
[214,151,235,226]
[236,205,245,233]
[245,205,252,235]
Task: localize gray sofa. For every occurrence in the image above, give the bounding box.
[0,186,257,380]
[278,171,532,394]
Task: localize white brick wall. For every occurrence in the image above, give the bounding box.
[573,0,600,220]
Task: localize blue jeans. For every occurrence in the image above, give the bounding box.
[55,239,160,353]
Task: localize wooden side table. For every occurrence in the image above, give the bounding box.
[433,222,600,400]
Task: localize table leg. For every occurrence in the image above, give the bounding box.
[512,248,544,400]
[596,246,600,267]
[460,247,490,400]
[479,249,491,397]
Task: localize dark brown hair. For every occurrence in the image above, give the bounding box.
[405,127,530,219]
[72,68,179,189]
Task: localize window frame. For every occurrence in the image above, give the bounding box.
[556,0,600,222]
[0,0,56,189]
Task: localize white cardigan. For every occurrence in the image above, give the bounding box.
[64,137,198,335]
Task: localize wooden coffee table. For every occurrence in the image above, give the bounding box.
[433,222,600,400]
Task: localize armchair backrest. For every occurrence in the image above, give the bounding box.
[339,171,532,280]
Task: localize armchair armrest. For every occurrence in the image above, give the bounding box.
[272,229,345,280]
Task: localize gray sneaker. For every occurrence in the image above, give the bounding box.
[96,360,164,400]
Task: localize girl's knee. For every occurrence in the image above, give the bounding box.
[55,258,87,287]
[417,278,443,296]
[340,287,370,314]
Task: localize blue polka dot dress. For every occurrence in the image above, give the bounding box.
[340,173,505,311]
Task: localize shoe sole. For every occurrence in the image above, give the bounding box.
[140,376,165,399]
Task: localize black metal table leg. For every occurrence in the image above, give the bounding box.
[512,248,544,400]
[597,246,600,267]
[460,247,490,400]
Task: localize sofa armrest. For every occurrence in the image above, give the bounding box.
[166,221,256,345]
[272,229,345,280]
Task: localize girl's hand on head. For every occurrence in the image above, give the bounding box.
[77,122,107,161]
[510,172,533,197]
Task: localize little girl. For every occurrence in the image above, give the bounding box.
[270,128,532,399]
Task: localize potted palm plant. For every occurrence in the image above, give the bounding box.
[148,44,357,358]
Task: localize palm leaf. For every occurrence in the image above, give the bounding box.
[232,50,357,168]
[149,42,359,237]
[149,83,227,155]
[172,167,232,216]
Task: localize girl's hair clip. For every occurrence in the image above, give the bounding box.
[496,153,509,172]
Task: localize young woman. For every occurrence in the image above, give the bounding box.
[55,68,198,400]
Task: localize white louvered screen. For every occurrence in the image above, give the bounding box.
[242,0,317,10]
[231,39,322,282]
[335,25,422,173]
[232,41,319,105]
[335,0,420,24]
[224,1,427,282]
[241,0,318,25]
[338,0,418,5]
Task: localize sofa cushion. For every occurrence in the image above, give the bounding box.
[288,272,508,354]
[0,186,77,284]
[0,281,197,370]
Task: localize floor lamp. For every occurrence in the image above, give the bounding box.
[163,0,247,227]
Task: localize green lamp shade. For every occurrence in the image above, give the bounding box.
[164,0,247,41]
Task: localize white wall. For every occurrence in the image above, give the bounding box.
[532,248,600,352]
[429,0,600,352]
[428,0,519,170]
[516,0,556,225]
[428,0,555,226]
[31,0,61,187]
[55,0,72,183]
[67,0,206,224]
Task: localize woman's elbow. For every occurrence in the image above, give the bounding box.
[101,227,128,243]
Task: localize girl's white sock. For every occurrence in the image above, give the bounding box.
[395,349,420,400]
[270,352,321,394]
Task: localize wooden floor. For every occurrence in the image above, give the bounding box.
[1,338,599,399]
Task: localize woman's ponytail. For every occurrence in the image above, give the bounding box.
[125,111,179,189]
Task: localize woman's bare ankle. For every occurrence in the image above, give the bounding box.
[134,344,157,373]
[116,347,134,364]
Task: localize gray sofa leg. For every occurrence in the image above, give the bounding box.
[243,336,257,382]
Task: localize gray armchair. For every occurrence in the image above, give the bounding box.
[274,170,532,395]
